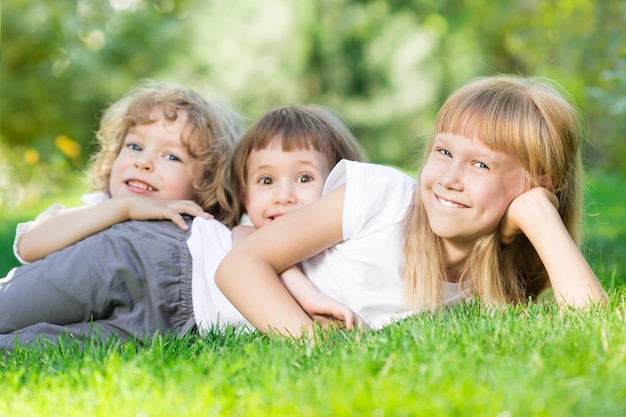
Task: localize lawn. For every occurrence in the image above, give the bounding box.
[0,172,624,416]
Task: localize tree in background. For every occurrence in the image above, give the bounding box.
[2,0,624,208]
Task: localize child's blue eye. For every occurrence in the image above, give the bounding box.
[166,154,181,162]
[437,148,451,157]
[129,143,142,151]
[474,161,489,169]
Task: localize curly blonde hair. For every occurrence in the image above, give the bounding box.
[403,74,584,311]
[88,80,243,227]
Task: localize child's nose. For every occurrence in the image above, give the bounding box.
[439,164,463,190]
[275,183,296,204]
[134,154,154,171]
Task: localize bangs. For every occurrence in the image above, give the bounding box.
[432,75,580,192]
[434,79,557,173]
[249,108,327,152]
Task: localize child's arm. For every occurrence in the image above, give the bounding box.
[17,196,210,263]
[232,223,354,329]
[232,224,256,245]
[217,186,347,338]
[279,266,355,329]
[500,187,607,308]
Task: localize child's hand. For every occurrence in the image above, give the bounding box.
[116,196,212,231]
[500,187,559,244]
[299,292,358,330]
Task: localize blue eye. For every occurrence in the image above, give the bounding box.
[438,148,452,157]
[166,154,181,162]
[129,143,142,151]
[474,161,489,169]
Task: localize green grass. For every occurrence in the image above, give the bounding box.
[0,302,624,416]
[0,172,624,416]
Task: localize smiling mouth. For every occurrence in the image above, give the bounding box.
[127,180,155,191]
[436,195,465,208]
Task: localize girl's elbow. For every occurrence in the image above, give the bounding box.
[214,259,230,290]
[215,251,245,292]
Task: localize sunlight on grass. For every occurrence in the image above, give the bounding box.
[0,301,625,416]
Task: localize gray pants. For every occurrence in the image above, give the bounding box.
[0,219,195,350]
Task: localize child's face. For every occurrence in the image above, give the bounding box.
[244,138,331,228]
[109,108,201,200]
[419,132,526,249]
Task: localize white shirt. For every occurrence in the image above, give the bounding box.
[187,218,253,333]
[190,160,469,332]
[301,160,468,329]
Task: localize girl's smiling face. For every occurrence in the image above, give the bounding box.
[419,132,526,252]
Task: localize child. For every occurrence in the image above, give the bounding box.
[187,104,366,333]
[0,80,243,348]
[216,74,608,337]
[14,80,242,263]
[0,99,364,348]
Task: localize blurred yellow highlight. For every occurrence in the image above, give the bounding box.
[55,135,82,159]
[24,149,40,165]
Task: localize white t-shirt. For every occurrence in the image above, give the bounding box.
[301,160,469,329]
[187,218,252,333]
[189,160,469,333]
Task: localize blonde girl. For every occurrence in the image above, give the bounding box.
[216,74,607,336]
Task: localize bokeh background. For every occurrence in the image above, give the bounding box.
[1,0,625,270]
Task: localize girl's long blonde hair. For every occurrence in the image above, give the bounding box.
[403,75,584,311]
[88,80,244,228]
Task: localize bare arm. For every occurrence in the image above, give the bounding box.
[232,221,354,328]
[500,187,607,308]
[279,266,354,329]
[18,196,211,262]
[232,224,256,246]
[216,186,346,337]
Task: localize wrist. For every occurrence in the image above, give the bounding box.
[102,197,131,222]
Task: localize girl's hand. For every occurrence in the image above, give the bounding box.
[278,263,357,331]
[501,187,607,308]
[299,292,357,330]
[116,196,212,231]
[500,187,559,244]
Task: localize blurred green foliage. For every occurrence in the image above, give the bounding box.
[1,0,625,212]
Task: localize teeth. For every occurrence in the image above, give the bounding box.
[128,181,154,191]
[438,196,463,208]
